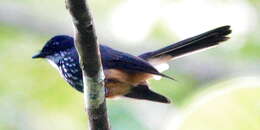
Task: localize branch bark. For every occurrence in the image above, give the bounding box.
[65,0,110,129]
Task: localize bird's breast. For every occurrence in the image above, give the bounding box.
[59,59,83,89]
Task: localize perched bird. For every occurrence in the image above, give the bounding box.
[33,25,231,103]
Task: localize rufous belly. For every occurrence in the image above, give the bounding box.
[104,69,153,85]
[104,69,154,97]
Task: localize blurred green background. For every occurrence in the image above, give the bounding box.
[0,0,260,130]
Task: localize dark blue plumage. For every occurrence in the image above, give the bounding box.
[100,44,171,78]
[33,25,231,103]
[57,48,83,92]
[33,35,167,92]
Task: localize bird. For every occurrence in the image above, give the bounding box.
[32,25,231,103]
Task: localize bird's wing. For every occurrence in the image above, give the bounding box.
[100,45,174,80]
[100,45,159,74]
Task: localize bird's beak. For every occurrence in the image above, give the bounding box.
[32,52,45,59]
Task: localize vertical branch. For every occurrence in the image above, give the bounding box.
[65,0,110,130]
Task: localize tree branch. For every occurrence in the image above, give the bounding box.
[65,0,110,129]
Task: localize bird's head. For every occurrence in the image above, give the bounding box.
[32,35,75,63]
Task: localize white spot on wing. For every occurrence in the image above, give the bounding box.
[153,75,162,80]
[154,63,170,72]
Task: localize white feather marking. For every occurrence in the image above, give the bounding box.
[153,75,162,80]
[154,63,170,72]
[48,60,59,71]
[48,60,64,78]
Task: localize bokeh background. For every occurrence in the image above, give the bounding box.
[0,0,260,130]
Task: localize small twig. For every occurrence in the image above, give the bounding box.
[65,0,110,129]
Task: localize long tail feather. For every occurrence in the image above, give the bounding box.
[139,25,232,65]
